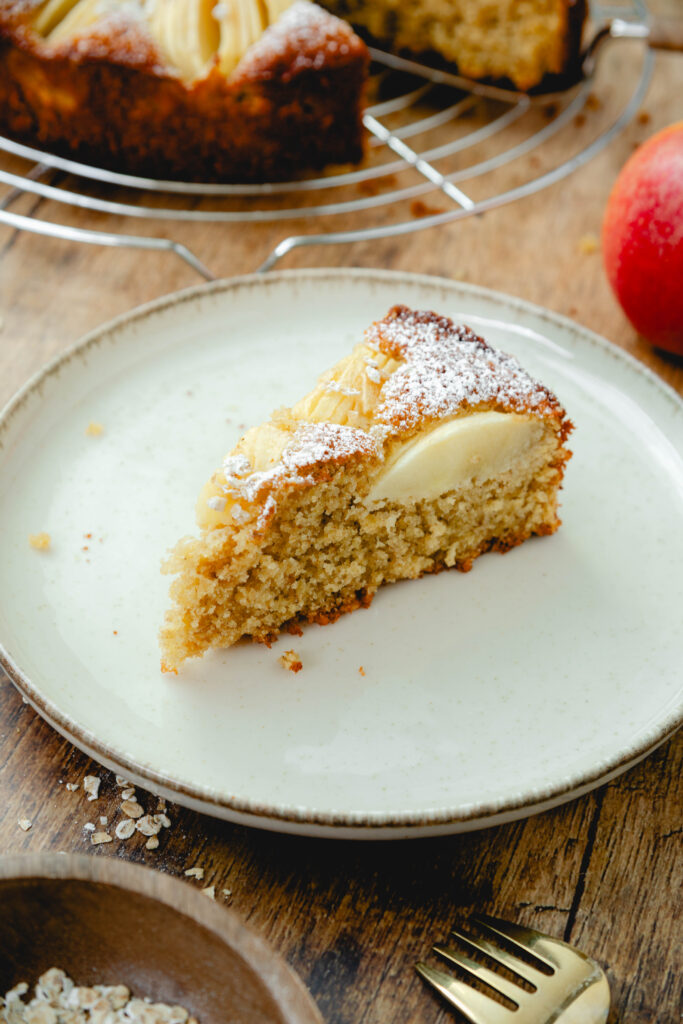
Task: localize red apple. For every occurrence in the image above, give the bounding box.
[602,121,683,356]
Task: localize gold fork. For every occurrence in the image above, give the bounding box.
[416,915,610,1024]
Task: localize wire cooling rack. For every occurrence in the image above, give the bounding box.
[0,0,654,279]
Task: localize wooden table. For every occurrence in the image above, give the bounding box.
[0,13,681,1023]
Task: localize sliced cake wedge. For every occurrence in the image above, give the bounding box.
[160,305,573,670]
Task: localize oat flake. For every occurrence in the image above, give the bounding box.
[83,776,101,802]
[90,832,112,845]
[115,819,136,840]
[1,969,200,1023]
[184,867,204,880]
[121,800,143,819]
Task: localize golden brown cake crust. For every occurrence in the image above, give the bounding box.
[369,305,571,435]
[0,1,368,182]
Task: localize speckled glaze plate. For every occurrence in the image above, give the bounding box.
[1,270,682,838]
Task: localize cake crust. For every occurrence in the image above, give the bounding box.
[0,0,368,181]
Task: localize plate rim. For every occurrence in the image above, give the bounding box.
[1,267,682,836]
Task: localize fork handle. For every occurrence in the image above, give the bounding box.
[647,15,683,53]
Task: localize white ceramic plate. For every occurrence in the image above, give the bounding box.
[1,270,681,839]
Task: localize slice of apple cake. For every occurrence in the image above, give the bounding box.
[161,305,572,670]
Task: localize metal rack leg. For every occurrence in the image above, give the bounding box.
[0,207,215,281]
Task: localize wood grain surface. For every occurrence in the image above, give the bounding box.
[0,9,681,1024]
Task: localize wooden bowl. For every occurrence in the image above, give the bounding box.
[0,854,322,1024]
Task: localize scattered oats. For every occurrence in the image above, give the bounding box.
[115,775,129,787]
[201,886,216,900]
[90,831,112,845]
[121,787,136,800]
[83,776,101,801]
[25,1001,58,1022]
[145,836,159,850]
[221,888,232,899]
[279,649,303,673]
[1,971,199,1023]
[99,816,107,825]
[154,813,171,829]
[68,987,100,1010]
[184,867,204,880]
[83,823,96,832]
[120,799,143,819]
[115,818,136,840]
[135,815,162,837]
[28,532,51,551]
[578,233,599,254]
[17,818,32,832]
[65,782,79,792]
[85,421,104,437]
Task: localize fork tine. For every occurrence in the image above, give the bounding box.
[473,916,561,971]
[434,942,527,1005]
[416,962,512,1024]
[450,926,547,985]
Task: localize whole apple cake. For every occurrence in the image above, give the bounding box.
[0,0,585,182]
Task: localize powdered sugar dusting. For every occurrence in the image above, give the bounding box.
[367,306,558,433]
[210,306,562,525]
[324,380,361,397]
[284,421,379,471]
[257,494,277,531]
[241,0,355,80]
[221,422,380,509]
[207,495,226,512]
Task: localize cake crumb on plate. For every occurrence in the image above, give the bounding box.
[28,532,50,550]
[279,650,303,673]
